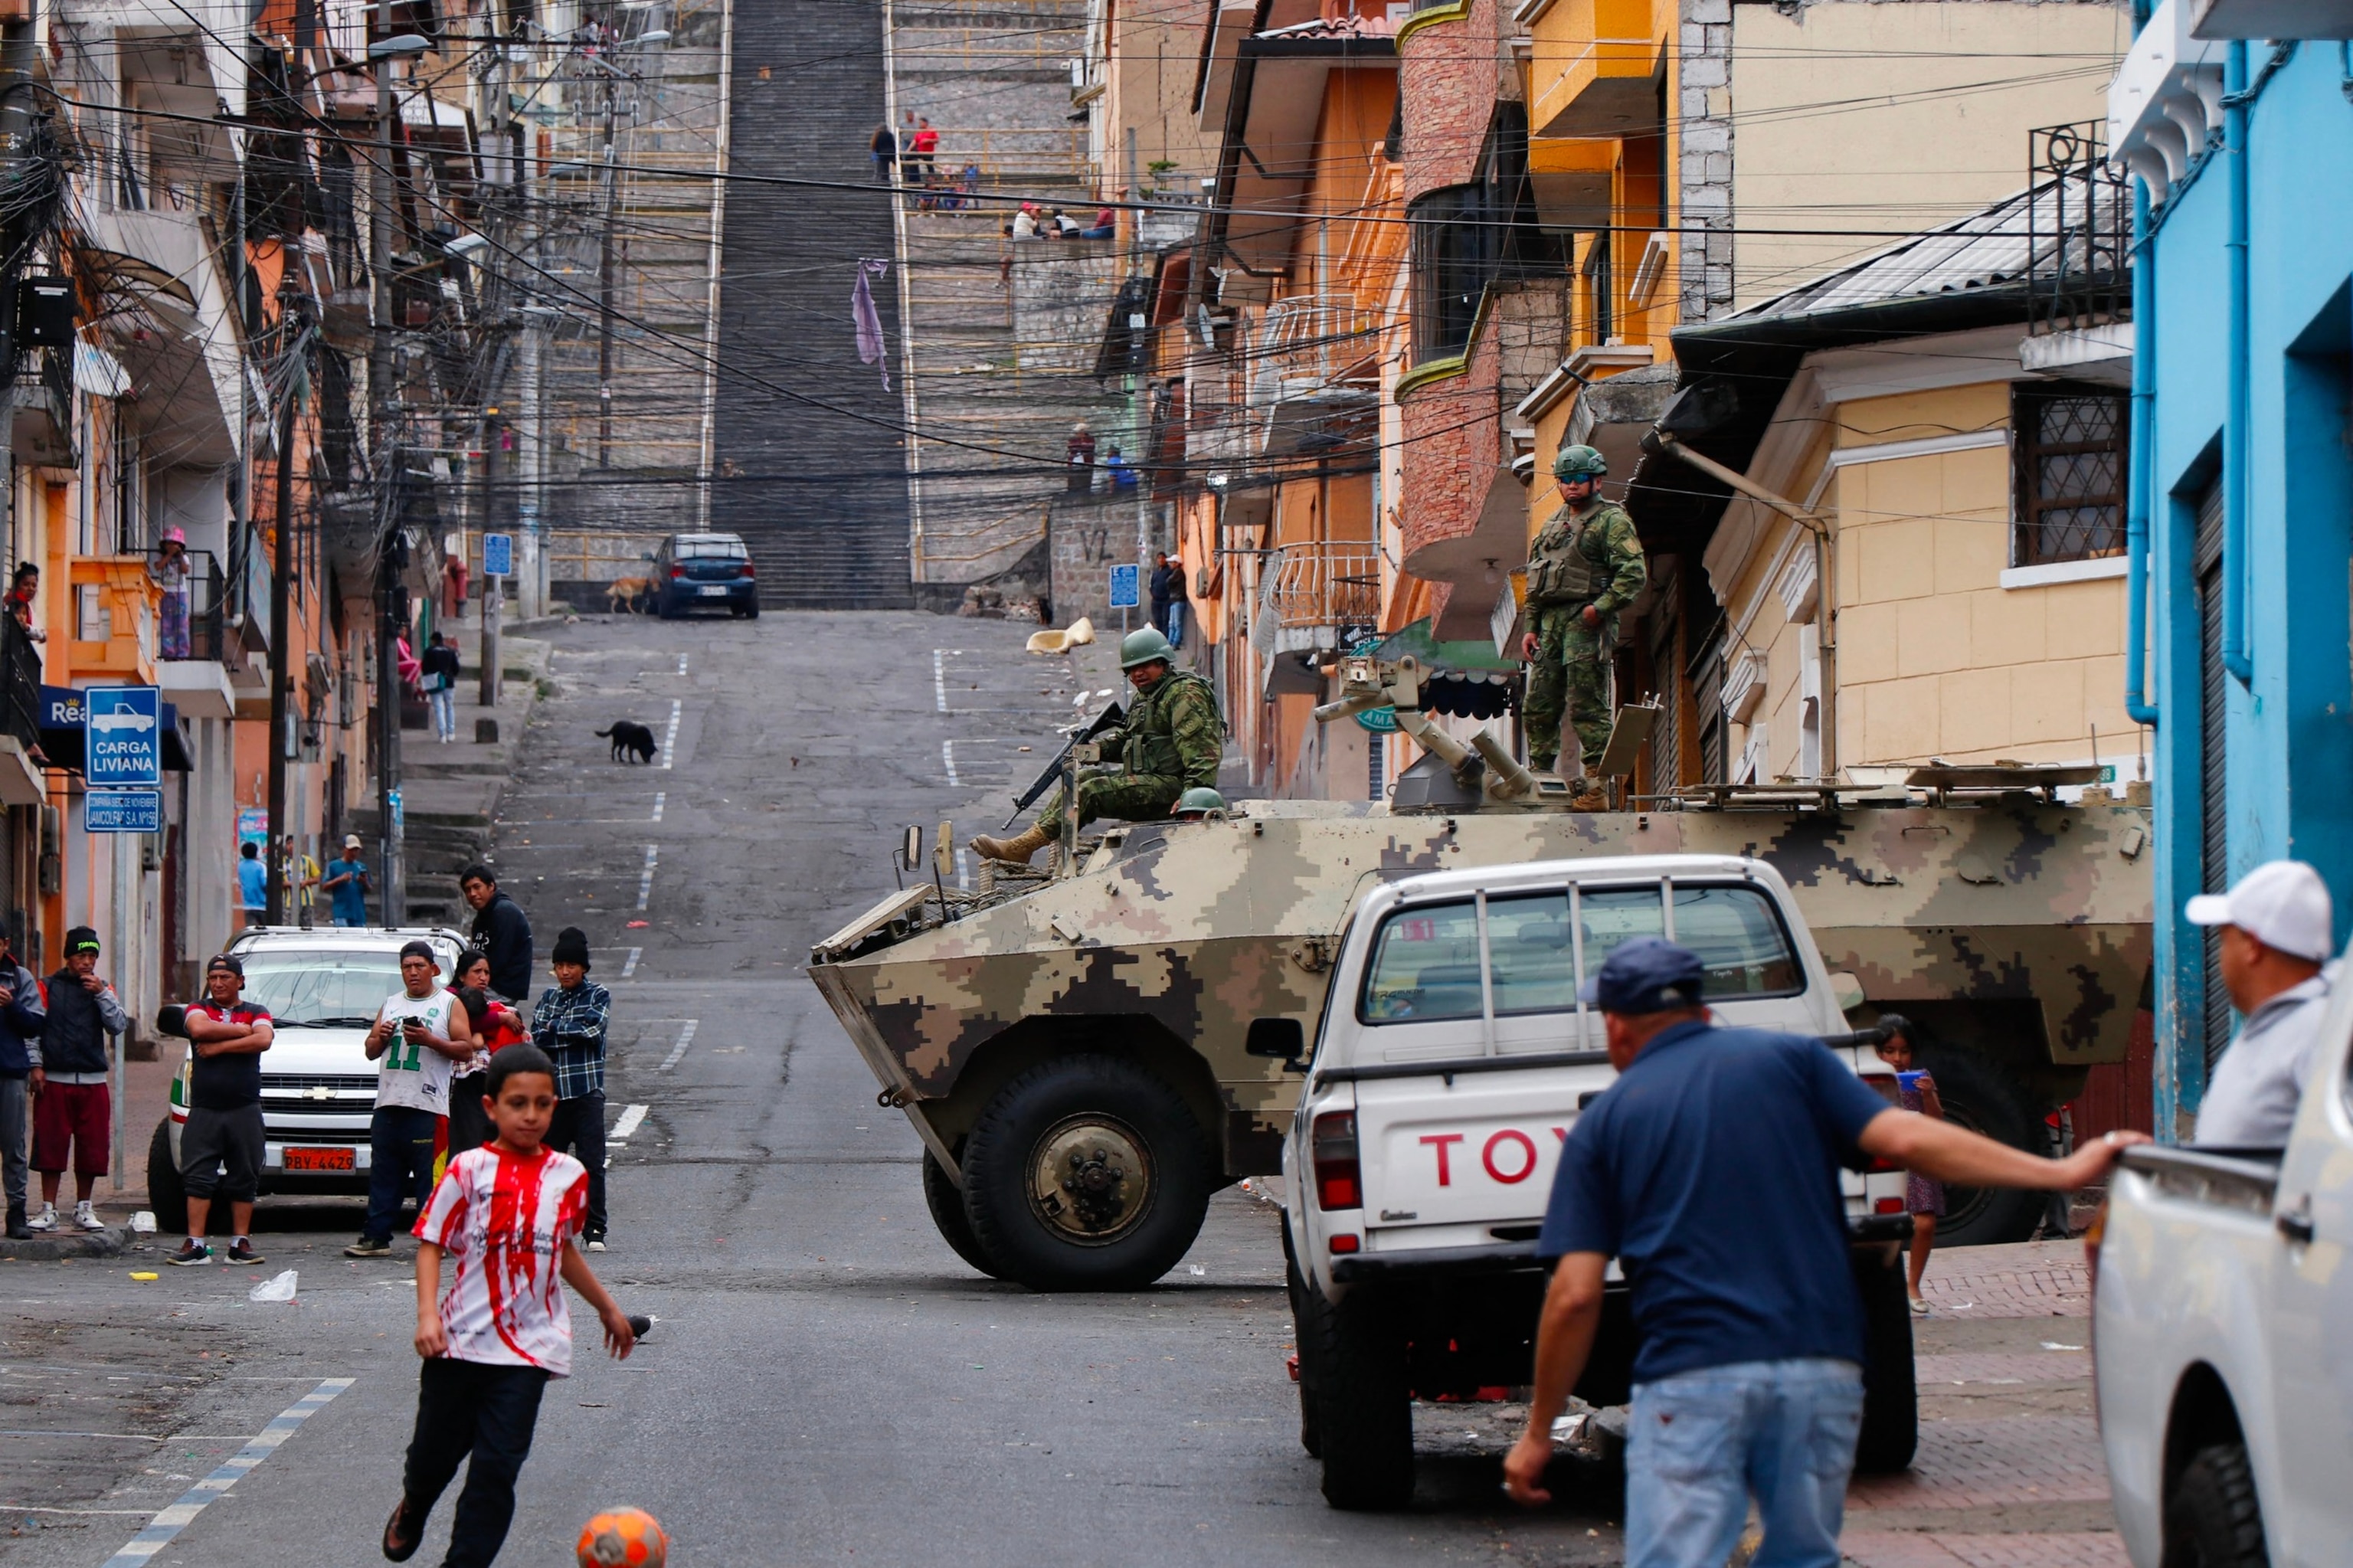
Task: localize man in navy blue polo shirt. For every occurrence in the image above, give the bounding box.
[1501,937,2143,1566]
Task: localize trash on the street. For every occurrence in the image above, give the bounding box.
[128,1272,158,1281]
[248,1269,298,1303]
[129,1211,156,1234]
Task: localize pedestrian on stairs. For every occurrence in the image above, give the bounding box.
[869,122,898,185]
[421,632,461,744]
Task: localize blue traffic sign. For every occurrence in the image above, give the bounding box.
[84,686,160,787]
[1108,563,1141,610]
[482,532,514,577]
[85,789,160,833]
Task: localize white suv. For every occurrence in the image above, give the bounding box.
[148,925,472,1228]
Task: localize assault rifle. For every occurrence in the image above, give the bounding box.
[1003,699,1125,828]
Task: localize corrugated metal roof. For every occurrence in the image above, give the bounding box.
[1723,170,2125,325]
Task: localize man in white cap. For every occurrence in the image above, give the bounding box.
[2186,859,2335,1146]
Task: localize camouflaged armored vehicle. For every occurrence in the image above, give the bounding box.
[810,656,2153,1291]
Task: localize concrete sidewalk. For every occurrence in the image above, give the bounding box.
[1842,1241,2122,1567]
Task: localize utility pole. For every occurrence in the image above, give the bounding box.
[263,300,298,925]
[479,414,500,711]
[0,5,40,499]
[596,49,620,469]
[369,2,407,924]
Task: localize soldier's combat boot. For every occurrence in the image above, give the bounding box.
[1569,781,1610,812]
[969,823,1055,865]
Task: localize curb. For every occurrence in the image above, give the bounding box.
[0,1226,129,1261]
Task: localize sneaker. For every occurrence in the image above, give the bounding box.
[24,1203,54,1232]
[344,1236,392,1258]
[224,1239,265,1266]
[585,1235,607,1253]
[74,1202,106,1232]
[166,1239,211,1266]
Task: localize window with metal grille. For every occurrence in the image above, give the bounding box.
[2013,381,2127,567]
[2194,478,2231,1072]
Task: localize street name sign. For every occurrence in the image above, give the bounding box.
[1108,563,1140,609]
[84,686,161,787]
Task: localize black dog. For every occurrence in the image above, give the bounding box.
[595,722,658,764]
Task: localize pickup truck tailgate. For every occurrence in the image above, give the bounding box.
[1353,1062,1615,1230]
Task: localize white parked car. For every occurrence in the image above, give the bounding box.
[1268,853,1916,1509]
[149,924,472,1229]
[2092,974,2353,1567]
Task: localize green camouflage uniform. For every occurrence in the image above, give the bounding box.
[1523,499,1644,774]
[1036,669,1223,830]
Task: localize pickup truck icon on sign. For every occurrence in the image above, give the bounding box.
[83,687,161,787]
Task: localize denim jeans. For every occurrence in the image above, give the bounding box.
[365,1106,443,1243]
[1166,601,1186,650]
[403,1357,550,1568]
[0,1073,25,1211]
[1624,1357,1864,1568]
[428,687,456,740]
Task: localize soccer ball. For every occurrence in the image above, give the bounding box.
[577,1507,668,1567]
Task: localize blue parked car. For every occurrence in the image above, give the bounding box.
[653,532,759,620]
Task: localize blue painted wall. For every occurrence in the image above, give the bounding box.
[2140,45,2353,1139]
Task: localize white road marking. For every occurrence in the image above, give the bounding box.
[658,1020,698,1072]
[650,791,666,823]
[932,649,948,713]
[620,947,642,979]
[98,1378,353,1566]
[941,741,959,787]
[609,1103,650,1143]
[676,653,689,676]
[659,700,682,770]
[955,846,970,890]
[636,845,658,910]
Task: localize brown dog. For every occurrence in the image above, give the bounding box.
[606,576,655,614]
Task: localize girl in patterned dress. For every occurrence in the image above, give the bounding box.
[1876,1024,1945,1314]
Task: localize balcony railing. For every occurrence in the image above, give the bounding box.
[1247,295,1382,405]
[1255,543,1382,656]
[0,615,39,755]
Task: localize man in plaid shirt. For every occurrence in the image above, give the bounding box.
[532,928,613,1251]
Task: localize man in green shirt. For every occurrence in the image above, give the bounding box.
[972,628,1222,864]
[1522,444,1645,782]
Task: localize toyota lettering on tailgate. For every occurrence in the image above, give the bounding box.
[1415,1124,1569,1187]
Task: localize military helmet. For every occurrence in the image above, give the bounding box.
[1552,444,1608,480]
[1118,627,1176,669]
[1174,787,1228,819]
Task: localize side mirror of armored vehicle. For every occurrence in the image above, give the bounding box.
[1828,971,1866,1015]
[901,825,923,872]
[155,1004,187,1039]
[1245,1017,1307,1071]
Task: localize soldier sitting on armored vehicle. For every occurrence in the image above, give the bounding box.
[970,629,1222,864]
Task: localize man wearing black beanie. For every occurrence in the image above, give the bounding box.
[532,928,612,1249]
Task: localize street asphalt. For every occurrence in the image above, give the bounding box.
[0,611,1626,1566]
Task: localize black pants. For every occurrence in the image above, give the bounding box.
[446,1074,491,1159]
[365,1106,443,1243]
[545,1092,606,1238]
[403,1358,549,1568]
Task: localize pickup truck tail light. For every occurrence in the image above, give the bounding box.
[2082,1196,2108,1290]
[1311,1111,1360,1211]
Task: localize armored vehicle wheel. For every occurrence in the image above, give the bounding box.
[1853,1243,1918,1474]
[921,1147,1006,1279]
[961,1056,1212,1291]
[1304,1282,1413,1510]
[1916,1043,2042,1246]
[147,1118,187,1235]
[1281,1217,1323,1456]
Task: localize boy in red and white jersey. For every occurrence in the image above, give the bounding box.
[381,1043,635,1566]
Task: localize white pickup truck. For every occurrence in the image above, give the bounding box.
[1264,853,1919,1510]
[2091,977,2353,1567]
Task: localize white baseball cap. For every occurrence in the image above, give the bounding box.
[2185,860,2335,963]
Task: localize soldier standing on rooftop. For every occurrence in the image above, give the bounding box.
[971,628,1222,865]
[1521,444,1644,792]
